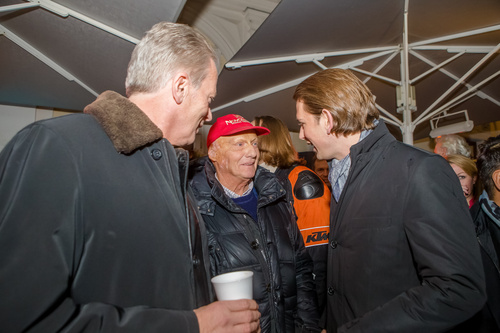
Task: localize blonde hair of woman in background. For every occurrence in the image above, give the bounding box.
[447,154,479,208]
[253,115,296,169]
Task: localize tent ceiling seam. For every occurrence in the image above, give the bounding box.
[27,0,140,44]
[410,50,500,109]
[415,69,500,126]
[414,42,500,124]
[0,23,98,97]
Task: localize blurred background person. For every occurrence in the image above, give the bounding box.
[253,115,330,316]
[312,154,331,190]
[456,135,500,331]
[447,154,480,208]
[434,134,472,159]
[190,114,322,333]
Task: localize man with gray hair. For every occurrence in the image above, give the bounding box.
[434,134,472,159]
[0,22,260,332]
[190,114,321,333]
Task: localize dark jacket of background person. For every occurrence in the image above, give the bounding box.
[0,92,211,332]
[455,194,500,331]
[190,157,321,333]
[326,121,486,333]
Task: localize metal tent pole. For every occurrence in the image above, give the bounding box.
[400,0,414,145]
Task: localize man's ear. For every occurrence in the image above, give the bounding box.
[208,146,217,162]
[321,109,335,134]
[172,72,189,104]
[492,169,500,191]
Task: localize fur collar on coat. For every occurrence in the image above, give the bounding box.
[84,90,163,154]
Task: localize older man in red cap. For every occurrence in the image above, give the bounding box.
[190,114,322,333]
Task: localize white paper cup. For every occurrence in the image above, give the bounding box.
[211,270,254,300]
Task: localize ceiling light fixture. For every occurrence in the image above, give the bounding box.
[429,109,474,138]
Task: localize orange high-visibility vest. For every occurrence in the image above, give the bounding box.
[282,165,331,247]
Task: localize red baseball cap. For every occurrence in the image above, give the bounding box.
[207,114,270,148]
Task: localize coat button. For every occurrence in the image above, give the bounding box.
[328,287,335,295]
[192,255,200,267]
[330,240,338,249]
[151,149,162,160]
[251,240,259,250]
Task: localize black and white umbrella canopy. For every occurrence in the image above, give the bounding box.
[2,0,500,143]
[210,0,500,143]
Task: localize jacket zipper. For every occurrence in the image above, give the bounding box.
[242,214,278,333]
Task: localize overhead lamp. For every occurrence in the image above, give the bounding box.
[429,110,474,138]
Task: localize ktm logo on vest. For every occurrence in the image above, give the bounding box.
[306,231,328,243]
[301,227,329,247]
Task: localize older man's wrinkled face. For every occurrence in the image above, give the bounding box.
[314,159,330,186]
[174,59,217,146]
[434,141,447,158]
[209,131,260,187]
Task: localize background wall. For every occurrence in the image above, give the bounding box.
[0,104,75,151]
[0,105,49,151]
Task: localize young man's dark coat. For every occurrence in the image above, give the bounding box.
[326,121,486,332]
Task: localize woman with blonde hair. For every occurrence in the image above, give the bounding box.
[253,115,297,170]
[447,154,479,208]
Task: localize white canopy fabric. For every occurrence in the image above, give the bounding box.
[210,0,500,143]
[0,0,185,111]
[2,0,499,143]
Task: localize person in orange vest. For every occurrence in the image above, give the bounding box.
[253,115,330,318]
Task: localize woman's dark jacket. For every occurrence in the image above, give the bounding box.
[189,158,321,333]
[0,91,212,332]
[326,121,486,332]
[456,195,500,331]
